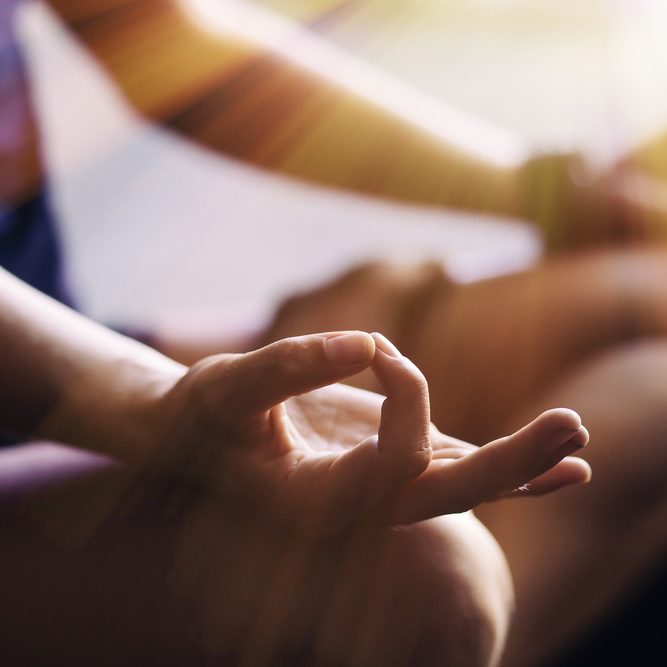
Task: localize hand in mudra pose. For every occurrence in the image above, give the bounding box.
[155,330,590,536]
[146,330,589,665]
[0,267,588,667]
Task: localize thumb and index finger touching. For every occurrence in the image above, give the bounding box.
[220,330,433,476]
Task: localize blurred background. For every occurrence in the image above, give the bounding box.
[17,0,667,338]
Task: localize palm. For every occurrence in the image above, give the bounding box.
[286,384,381,451]
[276,384,468,533]
[228,384,387,535]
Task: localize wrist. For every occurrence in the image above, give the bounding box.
[37,347,187,465]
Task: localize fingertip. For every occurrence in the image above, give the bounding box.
[550,456,592,489]
[370,332,428,392]
[324,331,375,367]
[371,331,403,358]
[514,456,592,497]
[567,456,592,483]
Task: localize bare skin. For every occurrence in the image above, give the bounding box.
[0,267,593,665]
[32,0,667,251]
[10,2,667,663]
[0,443,515,667]
[478,339,667,667]
[260,246,667,665]
[263,248,667,439]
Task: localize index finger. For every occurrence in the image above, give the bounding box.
[371,333,432,481]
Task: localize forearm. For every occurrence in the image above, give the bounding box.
[0,267,185,462]
[46,0,532,219]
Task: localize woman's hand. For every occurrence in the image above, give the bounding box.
[148,331,590,536]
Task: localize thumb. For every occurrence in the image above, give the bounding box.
[201,331,375,416]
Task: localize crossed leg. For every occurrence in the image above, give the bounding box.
[0,432,539,666]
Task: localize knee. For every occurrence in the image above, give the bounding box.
[323,512,514,667]
[404,513,514,667]
[570,339,667,515]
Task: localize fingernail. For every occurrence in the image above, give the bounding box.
[371,332,402,358]
[325,332,372,366]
